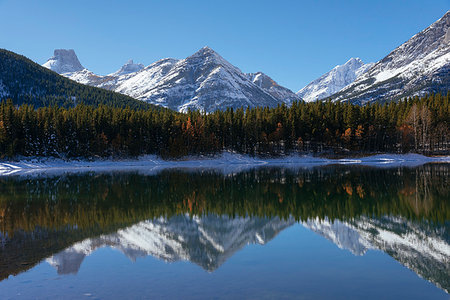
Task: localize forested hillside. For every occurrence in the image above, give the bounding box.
[0,93,448,158]
[0,49,153,109]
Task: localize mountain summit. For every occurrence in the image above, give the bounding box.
[330,10,450,103]
[43,46,299,112]
[43,49,85,74]
[297,57,374,102]
[109,59,144,76]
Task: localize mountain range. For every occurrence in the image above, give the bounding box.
[0,11,448,111]
[43,47,301,112]
[40,11,449,109]
[329,10,450,104]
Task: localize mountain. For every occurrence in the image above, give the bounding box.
[108,59,144,77]
[0,49,153,109]
[43,47,299,112]
[330,11,450,104]
[46,214,294,273]
[247,72,301,105]
[297,58,374,102]
[42,49,85,74]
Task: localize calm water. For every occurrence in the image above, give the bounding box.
[0,164,448,299]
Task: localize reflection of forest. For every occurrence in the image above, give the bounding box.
[0,164,448,284]
[0,164,448,235]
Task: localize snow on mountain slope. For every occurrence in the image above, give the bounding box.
[109,47,281,112]
[43,49,85,74]
[43,47,288,112]
[331,10,450,104]
[46,214,294,273]
[297,58,374,102]
[109,59,144,76]
[246,72,302,105]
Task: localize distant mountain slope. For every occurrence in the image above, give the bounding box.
[297,58,374,102]
[43,47,299,112]
[330,11,450,104]
[247,72,301,105]
[0,49,153,109]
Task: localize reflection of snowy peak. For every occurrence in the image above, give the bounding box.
[330,11,450,104]
[297,58,374,102]
[302,217,372,255]
[43,47,293,112]
[305,216,450,293]
[47,214,294,273]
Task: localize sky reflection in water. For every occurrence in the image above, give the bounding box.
[0,164,448,299]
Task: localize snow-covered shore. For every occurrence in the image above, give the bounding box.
[0,153,449,176]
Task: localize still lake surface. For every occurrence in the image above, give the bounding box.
[0,164,448,299]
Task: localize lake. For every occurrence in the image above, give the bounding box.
[0,164,448,299]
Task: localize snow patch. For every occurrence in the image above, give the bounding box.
[0,153,448,177]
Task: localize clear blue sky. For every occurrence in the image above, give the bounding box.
[0,0,448,91]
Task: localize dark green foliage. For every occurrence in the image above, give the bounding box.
[0,49,153,109]
[0,93,448,158]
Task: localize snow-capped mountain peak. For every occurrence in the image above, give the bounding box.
[109,59,145,76]
[330,10,450,103]
[43,49,85,74]
[297,57,374,102]
[42,46,296,112]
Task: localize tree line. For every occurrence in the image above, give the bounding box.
[0,48,153,109]
[0,92,448,158]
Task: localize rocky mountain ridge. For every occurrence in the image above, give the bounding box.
[43,47,300,112]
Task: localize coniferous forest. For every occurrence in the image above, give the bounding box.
[0,92,448,158]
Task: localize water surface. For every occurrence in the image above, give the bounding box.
[0,164,448,299]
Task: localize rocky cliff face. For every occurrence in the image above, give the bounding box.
[43,49,85,74]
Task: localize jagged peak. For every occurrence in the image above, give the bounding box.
[109,59,145,76]
[345,57,363,64]
[332,57,364,71]
[189,46,223,60]
[43,49,84,74]
[247,72,278,88]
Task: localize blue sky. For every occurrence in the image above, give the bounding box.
[0,0,448,91]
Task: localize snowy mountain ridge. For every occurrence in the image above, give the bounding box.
[43,47,300,112]
[247,72,301,105]
[297,58,374,102]
[330,10,450,103]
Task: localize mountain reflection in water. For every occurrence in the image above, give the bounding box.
[0,164,448,294]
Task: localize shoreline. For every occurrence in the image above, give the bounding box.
[0,152,449,177]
